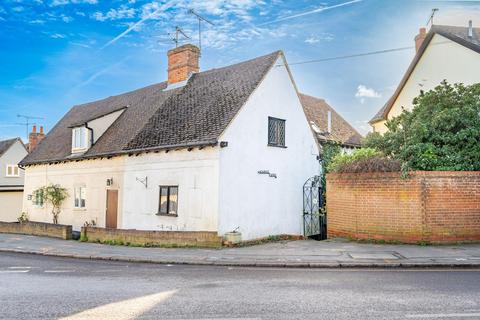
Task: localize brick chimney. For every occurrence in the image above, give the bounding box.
[167,44,200,85]
[28,125,45,153]
[415,27,427,52]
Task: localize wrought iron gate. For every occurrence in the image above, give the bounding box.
[303,175,326,240]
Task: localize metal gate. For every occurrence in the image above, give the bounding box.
[303,175,326,240]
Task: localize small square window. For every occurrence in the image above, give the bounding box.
[74,186,86,208]
[158,186,178,216]
[268,117,286,147]
[5,164,19,177]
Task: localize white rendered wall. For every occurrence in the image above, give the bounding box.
[218,57,320,240]
[373,34,480,133]
[23,157,125,230]
[122,148,220,232]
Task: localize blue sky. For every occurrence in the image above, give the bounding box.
[1,0,479,141]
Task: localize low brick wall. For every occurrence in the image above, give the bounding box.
[327,171,480,243]
[0,221,72,240]
[81,227,222,248]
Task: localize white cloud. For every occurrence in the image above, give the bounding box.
[50,0,97,6]
[259,0,362,26]
[12,6,25,12]
[305,37,319,44]
[50,33,66,38]
[62,15,74,23]
[355,85,381,104]
[29,19,46,24]
[92,5,135,22]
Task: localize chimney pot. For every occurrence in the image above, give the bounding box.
[167,44,200,85]
[415,27,427,52]
[28,124,45,153]
[468,20,473,38]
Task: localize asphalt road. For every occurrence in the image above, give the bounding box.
[0,253,479,320]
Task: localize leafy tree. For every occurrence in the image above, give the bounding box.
[365,81,480,172]
[34,184,68,224]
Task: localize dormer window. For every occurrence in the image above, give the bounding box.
[72,126,88,152]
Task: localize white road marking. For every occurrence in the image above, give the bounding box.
[406,313,480,318]
[0,270,30,273]
[59,290,177,320]
[44,270,75,273]
[8,266,33,269]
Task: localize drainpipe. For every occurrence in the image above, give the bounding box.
[84,123,94,147]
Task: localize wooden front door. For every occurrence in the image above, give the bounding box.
[106,190,118,229]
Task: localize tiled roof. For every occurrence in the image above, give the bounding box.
[370,24,480,124]
[20,51,281,166]
[300,93,363,147]
[0,138,21,158]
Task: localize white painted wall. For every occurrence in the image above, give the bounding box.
[218,56,320,240]
[122,148,219,232]
[373,34,480,133]
[23,157,125,230]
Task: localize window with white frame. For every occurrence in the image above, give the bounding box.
[72,127,87,150]
[5,164,19,177]
[74,186,86,208]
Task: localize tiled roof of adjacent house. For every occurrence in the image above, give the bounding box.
[0,138,21,158]
[370,24,480,124]
[20,51,281,166]
[300,93,363,147]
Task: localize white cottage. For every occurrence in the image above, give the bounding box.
[370,22,480,133]
[20,45,320,240]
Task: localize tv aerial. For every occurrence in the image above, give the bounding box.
[188,9,215,54]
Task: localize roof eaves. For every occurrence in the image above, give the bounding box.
[19,139,218,167]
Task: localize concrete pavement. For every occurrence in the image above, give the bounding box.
[1,233,480,267]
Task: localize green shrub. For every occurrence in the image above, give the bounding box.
[366,81,480,172]
[327,148,400,173]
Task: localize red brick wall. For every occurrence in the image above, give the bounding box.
[326,171,480,243]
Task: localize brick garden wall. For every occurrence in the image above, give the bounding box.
[0,221,72,240]
[326,171,480,243]
[81,227,222,248]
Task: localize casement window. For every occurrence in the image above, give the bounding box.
[72,127,87,150]
[268,117,286,147]
[74,186,86,208]
[5,164,19,177]
[158,186,178,216]
[33,189,44,207]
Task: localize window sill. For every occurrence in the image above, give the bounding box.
[73,207,87,211]
[156,213,178,217]
[5,176,20,178]
[267,144,287,148]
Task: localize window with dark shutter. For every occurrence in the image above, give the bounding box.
[268,117,286,147]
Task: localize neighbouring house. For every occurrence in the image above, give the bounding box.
[300,94,363,153]
[370,22,480,133]
[19,44,321,240]
[0,138,28,222]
